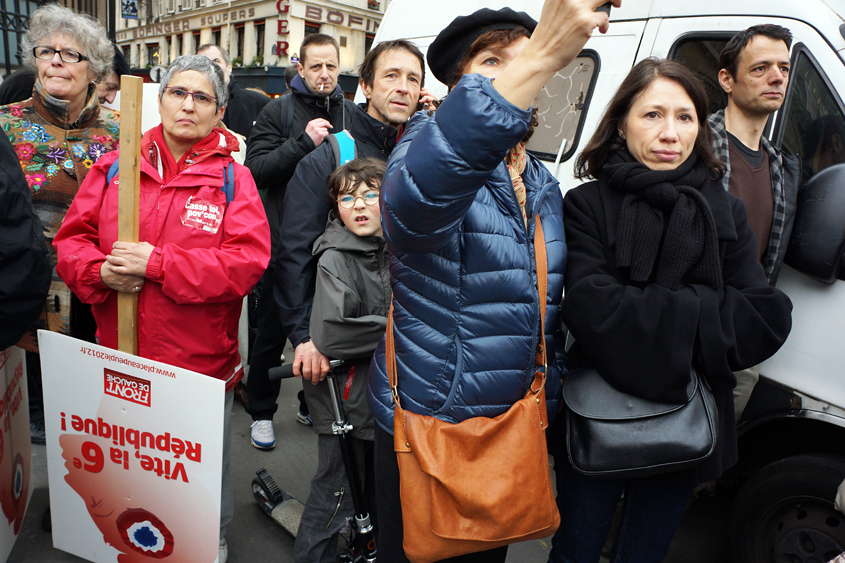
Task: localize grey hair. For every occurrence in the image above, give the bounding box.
[159,55,228,109]
[197,43,230,66]
[22,4,114,82]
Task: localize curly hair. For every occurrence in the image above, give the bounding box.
[22,4,114,82]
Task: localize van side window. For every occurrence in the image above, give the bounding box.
[525,52,598,162]
[670,36,729,115]
[775,48,845,177]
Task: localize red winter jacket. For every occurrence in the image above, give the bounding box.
[54,127,270,390]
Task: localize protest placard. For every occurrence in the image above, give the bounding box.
[39,331,223,563]
[0,346,31,562]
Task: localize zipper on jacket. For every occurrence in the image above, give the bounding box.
[434,334,463,415]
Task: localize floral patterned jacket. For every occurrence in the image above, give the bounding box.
[0,81,119,351]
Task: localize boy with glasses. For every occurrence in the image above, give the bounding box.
[293,157,388,563]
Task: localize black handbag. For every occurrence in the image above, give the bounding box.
[562,367,718,479]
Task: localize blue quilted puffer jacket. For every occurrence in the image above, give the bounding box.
[367,74,567,434]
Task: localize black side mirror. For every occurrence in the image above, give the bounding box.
[784,163,845,284]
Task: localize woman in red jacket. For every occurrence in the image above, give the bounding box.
[54,55,270,563]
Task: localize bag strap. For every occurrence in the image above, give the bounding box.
[388,213,549,409]
[280,93,295,136]
[106,158,236,204]
[326,130,357,168]
[532,215,548,394]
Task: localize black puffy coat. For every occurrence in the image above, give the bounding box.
[555,176,793,481]
[0,132,51,349]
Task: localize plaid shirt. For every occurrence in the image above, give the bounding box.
[709,109,787,283]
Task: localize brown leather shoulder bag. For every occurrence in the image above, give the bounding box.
[388,216,560,563]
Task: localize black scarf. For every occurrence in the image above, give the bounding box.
[602,150,723,290]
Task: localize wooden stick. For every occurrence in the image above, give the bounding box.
[117,76,144,355]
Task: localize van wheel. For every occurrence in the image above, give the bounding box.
[729,454,845,563]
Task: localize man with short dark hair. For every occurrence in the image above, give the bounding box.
[197,43,270,138]
[710,24,802,418]
[243,33,357,450]
[277,39,431,563]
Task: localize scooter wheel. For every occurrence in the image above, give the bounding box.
[252,477,277,515]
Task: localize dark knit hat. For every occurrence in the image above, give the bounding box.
[427,7,537,87]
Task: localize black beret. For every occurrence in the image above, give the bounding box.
[427,7,537,87]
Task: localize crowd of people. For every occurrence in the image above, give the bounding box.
[0,0,802,561]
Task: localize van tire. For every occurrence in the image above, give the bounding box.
[729,454,845,563]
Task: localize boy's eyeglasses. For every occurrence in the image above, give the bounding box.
[162,87,217,108]
[338,191,379,209]
[33,47,89,63]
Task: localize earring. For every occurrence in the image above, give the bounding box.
[618,130,625,140]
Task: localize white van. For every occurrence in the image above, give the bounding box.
[371,1,845,560]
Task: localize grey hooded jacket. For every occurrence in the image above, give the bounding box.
[306,216,390,440]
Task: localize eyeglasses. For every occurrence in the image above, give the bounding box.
[162,87,217,108]
[338,190,379,209]
[33,46,89,63]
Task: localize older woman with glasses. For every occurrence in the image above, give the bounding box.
[0,3,119,443]
[53,55,270,563]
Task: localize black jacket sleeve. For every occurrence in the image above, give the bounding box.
[693,197,793,383]
[274,144,335,347]
[0,133,51,349]
[561,187,792,404]
[245,96,316,193]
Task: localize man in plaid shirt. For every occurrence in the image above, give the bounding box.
[710,24,803,419]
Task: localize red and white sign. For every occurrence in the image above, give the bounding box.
[181,196,224,234]
[104,369,151,407]
[0,346,31,563]
[39,331,224,563]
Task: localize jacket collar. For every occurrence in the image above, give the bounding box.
[141,125,237,183]
[350,105,399,154]
[32,80,101,129]
[313,214,383,256]
[291,73,344,111]
[227,79,239,100]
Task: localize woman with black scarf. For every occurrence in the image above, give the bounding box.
[547,58,793,563]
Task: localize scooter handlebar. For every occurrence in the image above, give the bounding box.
[267,364,296,382]
[267,359,346,383]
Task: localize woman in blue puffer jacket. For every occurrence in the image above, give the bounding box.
[366,1,619,561]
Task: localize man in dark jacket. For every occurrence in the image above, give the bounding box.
[0,132,51,350]
[277,39,427,563]
[243,34,357,449]
[279,39,429,383]
[198,43,269,139]
[710,24,802,419]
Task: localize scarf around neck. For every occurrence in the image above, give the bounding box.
[602,149,723,290]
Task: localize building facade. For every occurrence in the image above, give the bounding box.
[1,0,110,76]
[115,0,385,92]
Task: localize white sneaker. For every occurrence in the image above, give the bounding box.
[219,537,228,563]
[250,420,275,449]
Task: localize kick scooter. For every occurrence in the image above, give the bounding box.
[252,360,377,562]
